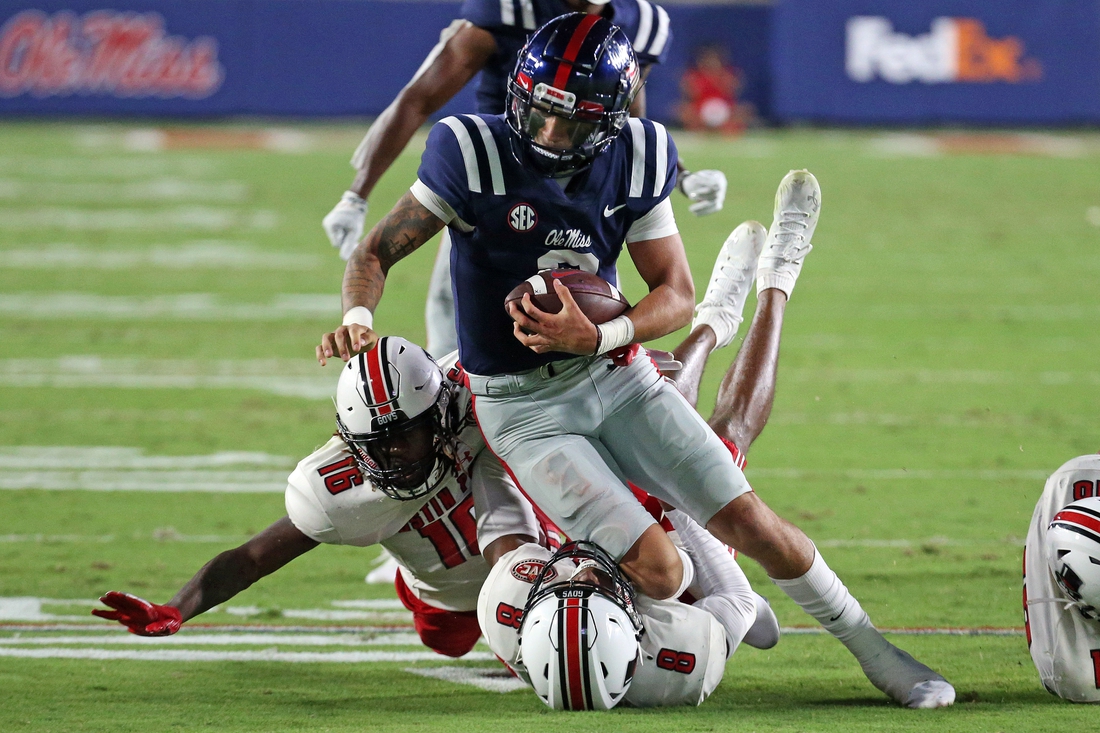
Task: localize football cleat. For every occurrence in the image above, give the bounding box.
[861,642,956,709]
[691,220,766,350]
[756,169,821,300]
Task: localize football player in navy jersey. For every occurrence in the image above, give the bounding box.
[323,0,726,357]
[318,14,954,708]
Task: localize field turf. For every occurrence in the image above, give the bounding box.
[1,122,1099,731]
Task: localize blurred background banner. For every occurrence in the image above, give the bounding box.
[772,0,1100,125]
[0,0,769,122]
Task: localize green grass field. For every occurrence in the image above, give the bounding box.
[1,122,1099,731]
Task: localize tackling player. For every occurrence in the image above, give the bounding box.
[317,14,953,707]
[322,0,726,357]
[93,339,541,657]
[1023,454,1100,702]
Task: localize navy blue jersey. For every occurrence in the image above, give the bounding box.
[459,0,673,114]
[415,113,678,376]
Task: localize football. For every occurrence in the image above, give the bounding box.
[504,269,630,325]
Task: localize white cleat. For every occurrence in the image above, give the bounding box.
[691,220,767,350]
[905,680,957,709]
[861,643,955,709]
[365,550,401,585]
[756,169,820,300]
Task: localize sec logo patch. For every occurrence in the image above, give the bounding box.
[508,203,538,232]
[511,559,556,584]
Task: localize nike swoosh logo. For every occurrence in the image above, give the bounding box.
[603,204,627,217]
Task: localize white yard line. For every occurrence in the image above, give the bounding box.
[406,666,528,693]
[0,207,276,231]
[0,632,427,647]
[0,179,248,203]
[0,155,220,178]
[0,357,335,398]
[0,446,292,469]
[0,293,337,320]
[0,647,493,662]
[0,243,319,270]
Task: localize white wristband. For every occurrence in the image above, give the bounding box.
[595,315,634,354]
[342,306,373,329]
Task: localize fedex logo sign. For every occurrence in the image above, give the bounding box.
[846,17,1042,84]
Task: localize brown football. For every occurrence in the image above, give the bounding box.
[504,269,630,325]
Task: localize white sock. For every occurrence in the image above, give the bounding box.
[770,548,887,659]
[772,548,953,707]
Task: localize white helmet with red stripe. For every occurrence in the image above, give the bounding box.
[335,337,456,501]
[1046,496,1100,620]
[517,541,642,710]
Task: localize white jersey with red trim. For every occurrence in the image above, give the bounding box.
[286,357,539,612]
[1024,454,1100,702]
[477,543,726,706]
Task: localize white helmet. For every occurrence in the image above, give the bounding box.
[334,337,456,501]
[518,541,642,710]
[1046,496,1100,621]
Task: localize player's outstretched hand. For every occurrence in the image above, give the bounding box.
[92,591,182,636]
[508,280,599,355]
[322,191,368,261]
[317,324,378,365]
[680,170,727,217]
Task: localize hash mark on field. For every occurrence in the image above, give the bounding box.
[0,243,320,270]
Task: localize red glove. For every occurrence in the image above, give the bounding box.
[91,591,182,636]
[606,343,642,367]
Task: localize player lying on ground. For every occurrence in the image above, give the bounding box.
[322,0,724,356]
[1024,453,1100,703]
[480,535,777,709]
[317,14,953,707]
[93,339,544,657]
[90,336,779,709]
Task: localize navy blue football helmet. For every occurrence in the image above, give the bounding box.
[506,13,640,178]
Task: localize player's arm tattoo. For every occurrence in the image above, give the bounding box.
[343,192,446,311]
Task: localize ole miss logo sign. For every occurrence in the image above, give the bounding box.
[0,9,224,99]
[508,203,538,233]
[511,559,555,584]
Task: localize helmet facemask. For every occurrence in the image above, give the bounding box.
[334,338,459,502]
[517,541,642,710]
[335,392,453,502]
[506,14,639,178]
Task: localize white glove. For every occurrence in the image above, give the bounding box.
[322,191,368,261]
[680,169,728,217]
